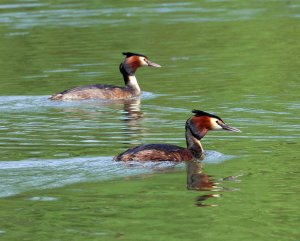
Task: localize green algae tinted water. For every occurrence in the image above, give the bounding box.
[0,0,299,240]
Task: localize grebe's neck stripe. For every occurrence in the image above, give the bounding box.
[119,63,133,76]
[186,120,203,140]
[119,63,140,94]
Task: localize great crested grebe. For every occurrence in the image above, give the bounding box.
[49,52,161,100]
[113,110,240,162]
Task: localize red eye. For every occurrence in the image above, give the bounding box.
[216,120,223,127]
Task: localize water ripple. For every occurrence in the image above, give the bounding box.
[0,151,231,198]
[0,93,157,112]
[0,2,268,30]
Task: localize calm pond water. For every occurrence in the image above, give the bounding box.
[0,0,299,240]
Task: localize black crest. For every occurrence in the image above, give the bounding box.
[122,52,147,58]
[192,109,223,121]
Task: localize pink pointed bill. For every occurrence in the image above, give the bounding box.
[145,59,161,68]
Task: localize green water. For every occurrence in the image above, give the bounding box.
[0,0,299,240]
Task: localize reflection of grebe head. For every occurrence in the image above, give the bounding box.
[186,110,241,140]
[120,52,161,75]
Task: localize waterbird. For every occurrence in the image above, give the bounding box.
[114,110,240,162]
[49,52,161,100]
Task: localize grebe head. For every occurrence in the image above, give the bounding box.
[187,110,240,140]
[121,52,161,75]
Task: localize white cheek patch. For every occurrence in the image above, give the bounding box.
[139,57,148,66]
[210,118,223,130]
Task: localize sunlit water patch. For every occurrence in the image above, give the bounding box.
[27,196,59,201]
[0,1,269,31]
[0,151,233,198]
[0,3,45,10]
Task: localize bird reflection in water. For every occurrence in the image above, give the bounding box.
[187,160,242,207]
[54,97,144,153]
[120,98,144,146]
[122,98,143,123]
[186,161,220,207]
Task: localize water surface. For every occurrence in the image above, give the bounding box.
[0,0,299,240]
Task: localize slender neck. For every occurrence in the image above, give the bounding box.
[119,63,141,95]
[185,122,206,159]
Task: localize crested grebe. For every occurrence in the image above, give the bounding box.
[113,110,240,162]
[49,52,161,100]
